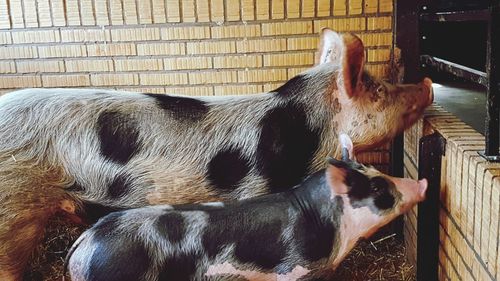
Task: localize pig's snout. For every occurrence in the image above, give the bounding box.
[421,77,434,105]
[389,176,428,212]
[417,178,428,201]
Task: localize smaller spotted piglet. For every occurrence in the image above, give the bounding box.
[65,135,427,281]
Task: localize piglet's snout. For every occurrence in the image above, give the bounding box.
[390,176,428,206]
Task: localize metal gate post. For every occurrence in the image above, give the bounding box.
[417,132,446,281]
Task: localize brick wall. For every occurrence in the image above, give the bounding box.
[0,0,394,96]
[404,105,500,281]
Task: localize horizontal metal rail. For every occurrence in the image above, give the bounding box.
[420,9,490,22]
[420,55,488,86]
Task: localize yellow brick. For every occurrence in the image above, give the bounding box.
[42,74,90,87]
[11,30,60,44]
[182,0,196,22]
[91,73,139,86]
[0,0,10,29]
[302,0,314,17]
[349,0,363,15]
[0,32,12,44]
[0,46,37,59]
[226,0,241,21]
[211,24,261,38]
[136,43,185,56]
[137,0,152,24]
[314,17,366,33]
[152,0,167,23]
[60,29,111,42]
[51,0,66,26]
[287,37,320,50]
[272,0,284,19]
[23,0,38,27]
[0,61,15,73]
[379,0,393,12]
[367,49,391,62]
[88,43,136,56]
[0,75,41,88]
[262,21,313,36]
[358,32,393,47]
[317,0,331,17]
[287,0,300,18]
[80,0,95,25]
[9,0,23,28]
[95,0,110,25]
[65,59,114,72]
[166,0,181,22]
[333,0,347,16]
[238,69,287,83]
[263,82,284,92]
[166,86,213,96]
[110,0,124,25]
[197,0,210,22]
[365,64,388,78]
[118,87,166,94]
[264,52,314,67]
[123,0,138,24]
[237,38,286,53]
[38,45,87,58]
[140,73,188,86]
[241,0,255,21]
[186,41,236,54]
[37,0,52,27]
[161,26,210,40]
[111,28,160,42]
[367,16,392,30]
[66,0,81,26]
[287,67,309,78]
[163,57,211,70]
[213,55,262,68]
[214,84,262,96]
[189,71,238,84]
[256,0,269,20]
[17,60,64,73]
[211,0,224,22]
[365,0,378,13]
[115,59,163,71]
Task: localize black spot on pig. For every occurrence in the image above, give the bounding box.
[81,202,125,224]
[108,173,132,199]
[86,212,150,281]
[156,212,185,243]
[145,93,208,121]
[367,114,374,119]
[157,254,198,281]
[371,177,396,210]
[256,104,320,193]
[97,111,140,165]
[332,98,342,114]
[272,75,309,98]
[87,237,150,281]
[207,149,250,190]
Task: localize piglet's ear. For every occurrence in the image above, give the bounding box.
[340,33,365,98]
[339,133,356,161]
[326,158,350,194]
[317,28,344,65]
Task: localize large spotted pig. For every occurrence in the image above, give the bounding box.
[0,29,433,280]
[65,136,427,281]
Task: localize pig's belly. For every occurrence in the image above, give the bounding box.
[204,262,310,281]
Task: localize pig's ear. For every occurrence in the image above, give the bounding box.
[317,28,344,65]
[339,134,356,161]
[326,159,350,194]
[341,33,365,98]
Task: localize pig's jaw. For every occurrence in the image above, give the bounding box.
[330,195,395,269]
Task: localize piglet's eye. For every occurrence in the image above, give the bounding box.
[370,177,388,192]
[376,85,385,93]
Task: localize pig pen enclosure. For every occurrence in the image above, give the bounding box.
[0,0,497,280]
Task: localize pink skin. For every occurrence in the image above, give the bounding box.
[389,176,428,213]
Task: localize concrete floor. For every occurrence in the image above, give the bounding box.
[432,80,487,134]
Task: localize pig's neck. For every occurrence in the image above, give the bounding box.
[330,195,385,268]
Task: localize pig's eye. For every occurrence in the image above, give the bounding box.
[376,85,385,94]
[370,177,388,193]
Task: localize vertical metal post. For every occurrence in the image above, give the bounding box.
[481,0,500,161]
[417,133,445,281]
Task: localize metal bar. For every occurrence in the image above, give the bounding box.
[481,0,500,160]
[420,9,490,22]
[420,55,488,86]
[417,133,446,281]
